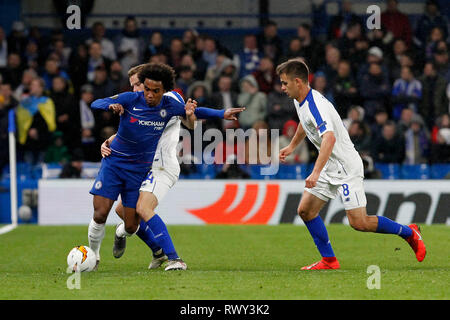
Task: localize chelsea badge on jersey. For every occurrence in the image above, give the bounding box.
[160,109,167,118]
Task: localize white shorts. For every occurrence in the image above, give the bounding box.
[305,173,367,210]
[139,168,178,204]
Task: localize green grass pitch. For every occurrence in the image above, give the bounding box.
[0,224,448,300]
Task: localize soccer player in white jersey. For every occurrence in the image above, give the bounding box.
[277,58,426,270]
[102,64,244,270]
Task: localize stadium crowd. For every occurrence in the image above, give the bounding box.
[0,0,449,178]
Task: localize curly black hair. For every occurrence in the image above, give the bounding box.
[138,62,176,91]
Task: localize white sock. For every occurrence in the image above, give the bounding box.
[115,222,139,238]
[88,219,105,260]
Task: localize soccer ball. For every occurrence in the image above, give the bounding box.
[67,246,97,272]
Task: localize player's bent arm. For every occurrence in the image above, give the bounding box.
[181,117,197,130]
[312,131,336,176]
[288,122,307,150]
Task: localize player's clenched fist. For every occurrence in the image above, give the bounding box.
[109,103,124,115]
[305,171,320,189]
[279,145,293,163]
[185,98,197,117]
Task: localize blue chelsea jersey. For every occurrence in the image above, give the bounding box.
[91,91,187,172]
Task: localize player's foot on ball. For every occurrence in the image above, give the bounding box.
[301,258,340,270]
[148,249,168,269]
[113,234,126,258]
[405,224,426,262]
[164,258,187,271]
[93,260,100,271]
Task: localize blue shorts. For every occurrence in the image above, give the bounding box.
[90,158,148,208]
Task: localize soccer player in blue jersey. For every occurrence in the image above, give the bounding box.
[88,63,244,270]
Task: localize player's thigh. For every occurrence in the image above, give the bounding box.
[92,195,115,223]
[337,176,367,211]
[140,169,176,204]
[122,206,140,234]
[298,190,328,221]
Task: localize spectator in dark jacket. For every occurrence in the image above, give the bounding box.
[359,63,391,122]
[415,0,449,48]
[372,121,405,163]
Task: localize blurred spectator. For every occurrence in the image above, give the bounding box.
[415,0,449,48]
[331,59,359,117]
[51,39,72,71]
[397,108,416,136]
[257,20,283,64]
[237,75,267,130]
[0,82,18,171]
[337,20,366,66]
[372,121,405,163]
[169,37,185,70]
[144,31,169,62]
[359,62,391,122]
[404,115,430,164]
[68,43,89,94]
[348,120,371,155]
[50,76,77,147]
[277,120,309,163]
[7,21,27,55]
[86,41,112,83]
[283,37,303,61]
[176,65,195,97]
[424,27,447,61]
[418,61,448,128]
[215,154,250,179]
[387,38,408,81]
[391,66,422,120]
[78,84,97,161]
[245,120,272,165]
[13,68,38,102]
[44,131,71,164]
[0,82,18,111]
[381,0,413,46]
[357,46,389,84]
[328,0,362,40]
[202,36,219,69]
[367,26,394,55]
[23,40,41,70]
[430,113,450,163]
[205,54,232,88]
[90,65,116,100]
[297,23,324,71]
[318,45,341,88]
[41,57,70,91]
[432,41,450,82]
[114,16,145,76]
[0,27,7,70]
[109,60,128,92]
[266,80,297,131]
[59,148,84,178]
[182,29,199,55]
[312,71,334,103]
[252,56,277,94]
[16,78,56,164]
[210,75,238,130]
[431,113,450,143]
[86,21,116,61]
[370,107,389,141]
[343,105,365,130]
[208,56,239,93]
[237,34,263,78]
[1,53,24,90]
[362,154,382,179]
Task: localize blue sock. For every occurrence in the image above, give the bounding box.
[304,216,335,258]
[136,220,161,254]
[145,214,179,260]
[376,216,412,239]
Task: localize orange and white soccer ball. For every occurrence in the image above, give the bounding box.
[67,245,97,272]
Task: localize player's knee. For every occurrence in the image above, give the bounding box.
[93,211,107,224]
[124,223,138,235]
[297,207,313,221]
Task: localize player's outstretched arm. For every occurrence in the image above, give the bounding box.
[193,106,245,120]
[279,122,306,163]
[305,131,336,188]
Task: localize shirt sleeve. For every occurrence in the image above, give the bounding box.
[307,98,333,137]
[91,92,137,111]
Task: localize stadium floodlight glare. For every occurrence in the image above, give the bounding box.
[0,110,18,235]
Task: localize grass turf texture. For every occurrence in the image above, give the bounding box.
[0,224,448,300]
